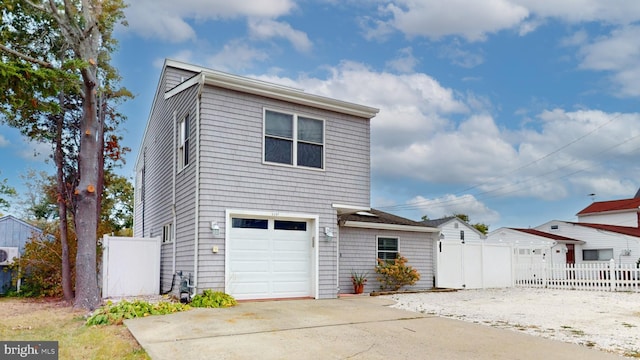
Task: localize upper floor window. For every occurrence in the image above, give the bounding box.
[179,114,190,169]
[264,109,324,169]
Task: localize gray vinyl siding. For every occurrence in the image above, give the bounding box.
[134,66,199,295]
[0,216,44,294]
[338,227,435,294]
[196,85,370,298]
[136,64,373,299]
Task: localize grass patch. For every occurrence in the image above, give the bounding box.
[0,298,149,360]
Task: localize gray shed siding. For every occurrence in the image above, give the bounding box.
[134,64,372,299]
[0,216,44,294]
[338,227,435,294]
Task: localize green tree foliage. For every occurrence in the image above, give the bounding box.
[1,0,130,310]
[0,172,16,212]
[453,213,489,235]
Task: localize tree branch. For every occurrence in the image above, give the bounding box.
[0,44,54,68]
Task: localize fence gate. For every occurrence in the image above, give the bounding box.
[101,235,161,298]
[436,241,512,289]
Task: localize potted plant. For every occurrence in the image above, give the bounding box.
[351,270,368,294]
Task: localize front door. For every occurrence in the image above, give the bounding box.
[565,244,575,264]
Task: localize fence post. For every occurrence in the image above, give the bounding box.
[609,259,616,292]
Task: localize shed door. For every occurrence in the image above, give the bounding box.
[227,217,312,300]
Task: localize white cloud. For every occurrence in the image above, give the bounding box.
[408,194,500,224]
[370,0,529,42]
[206,40,269,72]
[124,0,296,42]
[438,41,484,68]
[252,63,640,207]
[386,47,419,73]
[576,25,640,96]
[18,140,51,163]
[0,135,9,147]
[248,18,312,53]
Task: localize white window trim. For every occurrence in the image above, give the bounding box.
[162,223,173,244]
[262,108,326,171]
[178,114,190,171]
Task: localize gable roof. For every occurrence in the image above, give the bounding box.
[421,216,456,227]
[567,222,640,237]
[339,209,438,233]
[576,197,640,216]
[0,215,44,234]
[509,228,583,243]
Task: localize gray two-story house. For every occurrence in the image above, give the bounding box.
[135,59,438,300]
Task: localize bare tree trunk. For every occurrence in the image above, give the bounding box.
[56,90,73,301]
[74,71,101,310]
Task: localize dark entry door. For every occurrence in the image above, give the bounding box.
[565,244,575,264]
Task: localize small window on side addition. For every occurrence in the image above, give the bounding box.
[550,225,559,230]
[162,223,173,243]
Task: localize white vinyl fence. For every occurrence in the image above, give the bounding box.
[436,241,512,289]
[101,235,161,298]
[515,259,640,292]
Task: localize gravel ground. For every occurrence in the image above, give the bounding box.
[385,287,640,358]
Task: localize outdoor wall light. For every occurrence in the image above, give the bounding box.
[324,227,334,241]
[211,222,220,236]
[439,233,445,240]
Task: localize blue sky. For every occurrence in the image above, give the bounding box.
[2,0,640,230]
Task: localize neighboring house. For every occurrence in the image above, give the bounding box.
[424,217,512,289]
[576,196,640,227]
[421,216,486,243]
[135,60,438,300]
[0,215,44,294]
[486,227,584,266]
[535,220,640,266]
[337,209,438,294]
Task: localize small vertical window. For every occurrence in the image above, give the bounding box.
[179,114,190,169]
[162,223,173,243]
[377,237,398,262]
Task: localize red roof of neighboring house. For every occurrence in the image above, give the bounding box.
[509,228,583,243]
[567,222,640,237]
[577,198,640,216]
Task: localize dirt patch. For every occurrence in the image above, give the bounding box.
[386,287,640,358]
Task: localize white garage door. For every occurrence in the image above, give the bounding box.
[227,217,312,300]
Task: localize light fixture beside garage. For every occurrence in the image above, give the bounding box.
[324,227,334,241]
[211,222,220,236]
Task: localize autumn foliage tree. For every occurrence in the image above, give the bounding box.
[0,0,129,310]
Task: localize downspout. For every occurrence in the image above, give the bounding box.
[172,111,177,276]
[193,73,205,296]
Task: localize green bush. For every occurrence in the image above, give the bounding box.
[86,300,190,326]
[190,290,237,308]
[375,254,420,291]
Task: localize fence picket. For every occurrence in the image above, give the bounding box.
[514,260,639,292]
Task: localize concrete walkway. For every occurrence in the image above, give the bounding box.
[125,296,622,359]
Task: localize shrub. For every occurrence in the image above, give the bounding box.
[86,300,190,326]
[190,289,237,308]
[375,254,420,291]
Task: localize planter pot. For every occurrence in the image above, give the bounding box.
[353,283,364,294]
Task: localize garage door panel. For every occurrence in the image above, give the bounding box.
[228,217,312,300]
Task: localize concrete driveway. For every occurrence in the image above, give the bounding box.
[125,296,621,360]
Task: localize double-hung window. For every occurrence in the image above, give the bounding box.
[377,237,398,262]
[264,110,324,169]
[179,114,190,169]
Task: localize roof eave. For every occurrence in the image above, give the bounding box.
[342,220,439,233]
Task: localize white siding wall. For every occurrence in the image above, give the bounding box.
[439,219,484,244]
[338,227,434,294]
[536,221,640,265]
[578,212,638,227]
[486,228,557,265]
